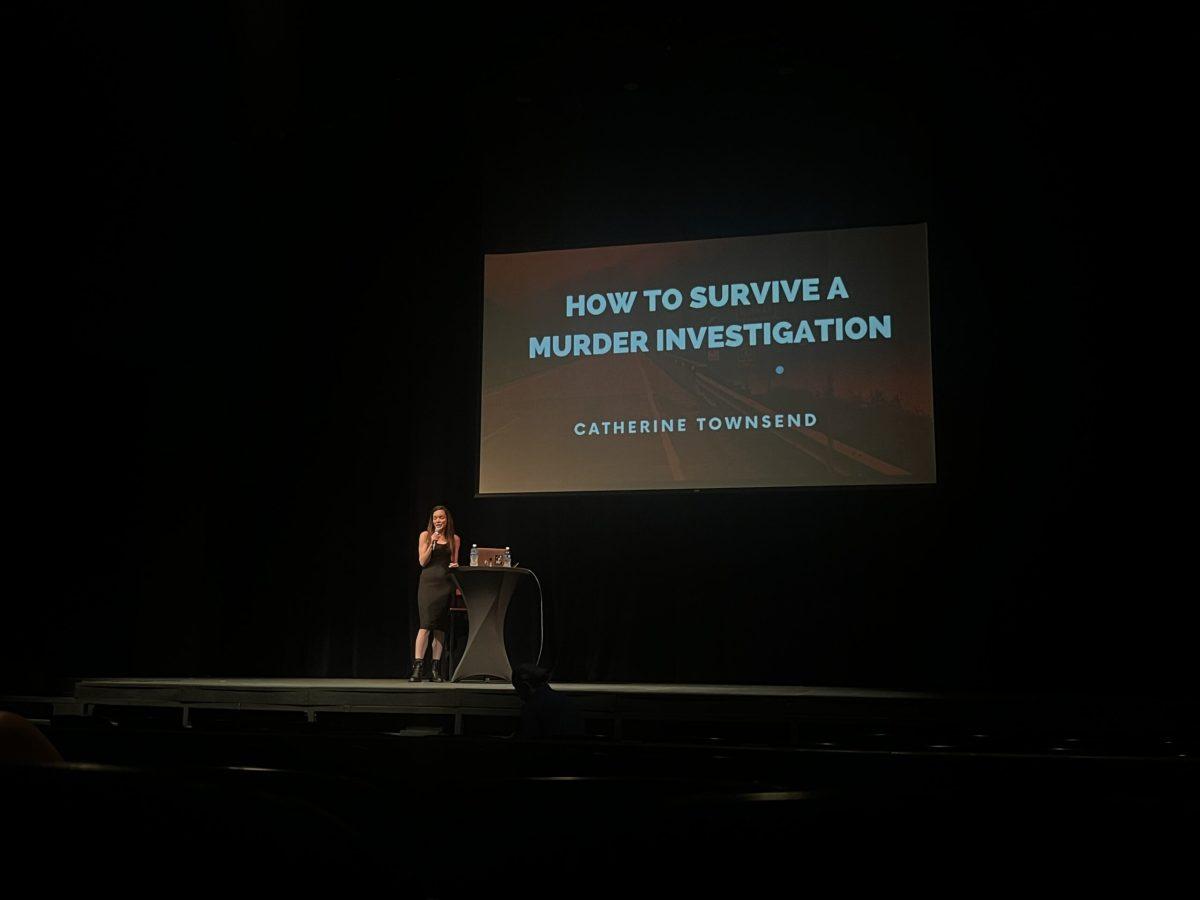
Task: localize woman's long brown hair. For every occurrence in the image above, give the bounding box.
[426,505,456,560]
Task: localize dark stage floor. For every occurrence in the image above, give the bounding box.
[5,677,1196,757]
[4,678,1196,892]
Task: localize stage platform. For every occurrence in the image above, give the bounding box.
[4,677,1196,754]
[5,678,1195,893]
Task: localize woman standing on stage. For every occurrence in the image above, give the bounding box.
[411,505,460,682]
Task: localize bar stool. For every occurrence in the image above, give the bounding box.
[442,587,467,680]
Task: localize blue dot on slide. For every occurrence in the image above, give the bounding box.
[775,365,785,375]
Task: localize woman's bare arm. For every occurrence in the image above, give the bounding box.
[418,531,437,566]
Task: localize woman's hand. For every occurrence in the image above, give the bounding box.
[448,561,459,568]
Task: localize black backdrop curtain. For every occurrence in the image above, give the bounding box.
[6,5,1183,696]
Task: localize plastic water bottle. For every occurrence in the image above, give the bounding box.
[469,544,478,567]
[504,546,511,568]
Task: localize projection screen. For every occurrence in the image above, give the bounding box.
[479,224,935,494]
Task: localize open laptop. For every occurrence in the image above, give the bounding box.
[473,546,509,567]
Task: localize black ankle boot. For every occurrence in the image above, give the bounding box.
[429,660,444,683]
[408,659,424,682]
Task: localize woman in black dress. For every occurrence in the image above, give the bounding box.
[411,505,460,682]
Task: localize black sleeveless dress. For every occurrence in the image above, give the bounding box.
[417,540,453,631]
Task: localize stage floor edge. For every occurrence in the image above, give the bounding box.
[4,678,1194,743]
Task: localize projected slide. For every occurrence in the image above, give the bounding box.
[479,224,935,494]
